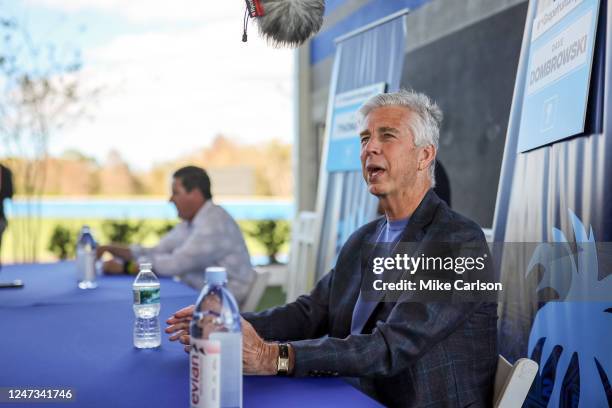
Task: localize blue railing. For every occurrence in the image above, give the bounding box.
[5,198,293,220]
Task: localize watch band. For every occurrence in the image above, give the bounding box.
[277,343,289,376]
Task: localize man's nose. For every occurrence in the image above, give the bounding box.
[363,137,381,155]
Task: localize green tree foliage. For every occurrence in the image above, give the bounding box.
[47,225,76,260]
[102,220,148,245]
[153,222,176,238]
[47,220,176,261]
[246,220,290,264]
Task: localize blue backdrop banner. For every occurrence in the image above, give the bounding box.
[493,0,611,406]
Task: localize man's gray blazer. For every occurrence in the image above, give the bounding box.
[243,190,498,407]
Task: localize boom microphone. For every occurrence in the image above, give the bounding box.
[244,0,325,47]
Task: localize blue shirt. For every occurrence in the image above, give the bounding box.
[351,216,410,334]
[382,217,410,243]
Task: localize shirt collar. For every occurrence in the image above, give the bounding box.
[386,216,410,231]
[187,199,213,226]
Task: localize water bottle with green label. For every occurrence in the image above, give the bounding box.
[132,263,161,348]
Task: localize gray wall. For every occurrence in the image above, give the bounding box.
[401,1,528,227]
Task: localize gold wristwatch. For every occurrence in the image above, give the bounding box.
[277,343,289,375]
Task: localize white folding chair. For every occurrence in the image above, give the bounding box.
[241,267,270,313]
[494,355,539,408]
[284,211,317,302]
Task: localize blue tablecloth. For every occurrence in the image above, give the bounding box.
[0,263,381,407]
[0,262,195,307]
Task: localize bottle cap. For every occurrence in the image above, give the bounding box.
[205,267,227,285]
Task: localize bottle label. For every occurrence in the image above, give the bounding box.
[210,332,242,408]
[190,338,221,408]
[132,287,160,305]
[76,250,96,282]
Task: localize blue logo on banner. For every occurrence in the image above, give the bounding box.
[526,210,612,406]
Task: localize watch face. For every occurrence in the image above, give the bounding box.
[277,344,289,374]
[279,360,289,371]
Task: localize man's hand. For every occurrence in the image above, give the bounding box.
[102,259,124,275]
[96,245,108,259]
[166,305,195,352]
[242,317,278,375]
[165,305,285,375]
[96,244,133,261]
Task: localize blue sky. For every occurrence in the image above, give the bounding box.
[1,0,294,170]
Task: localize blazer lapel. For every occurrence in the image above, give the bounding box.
[353,190,442,332]
[397,189,441,243]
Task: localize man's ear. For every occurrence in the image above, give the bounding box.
[418,145,436,171]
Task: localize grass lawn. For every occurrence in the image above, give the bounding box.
[256,286,287,311]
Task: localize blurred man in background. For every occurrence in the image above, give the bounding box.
[97,165,255,305]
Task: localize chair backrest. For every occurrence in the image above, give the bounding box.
[285,211,317,302]
[241,268,270,313]
[494,355,539,408]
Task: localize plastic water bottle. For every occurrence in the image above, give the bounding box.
[133,263,161,348]
[190,267,242,408]
[76,226,97,289]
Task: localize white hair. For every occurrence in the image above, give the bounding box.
[358,89,443,187]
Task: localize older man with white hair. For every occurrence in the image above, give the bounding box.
[166,90,497,407]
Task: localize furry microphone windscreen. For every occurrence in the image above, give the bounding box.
[256,0,325,47]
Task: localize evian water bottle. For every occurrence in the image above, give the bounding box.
[190,267,242,408]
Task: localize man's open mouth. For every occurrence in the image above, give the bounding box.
[366,164,386,179]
